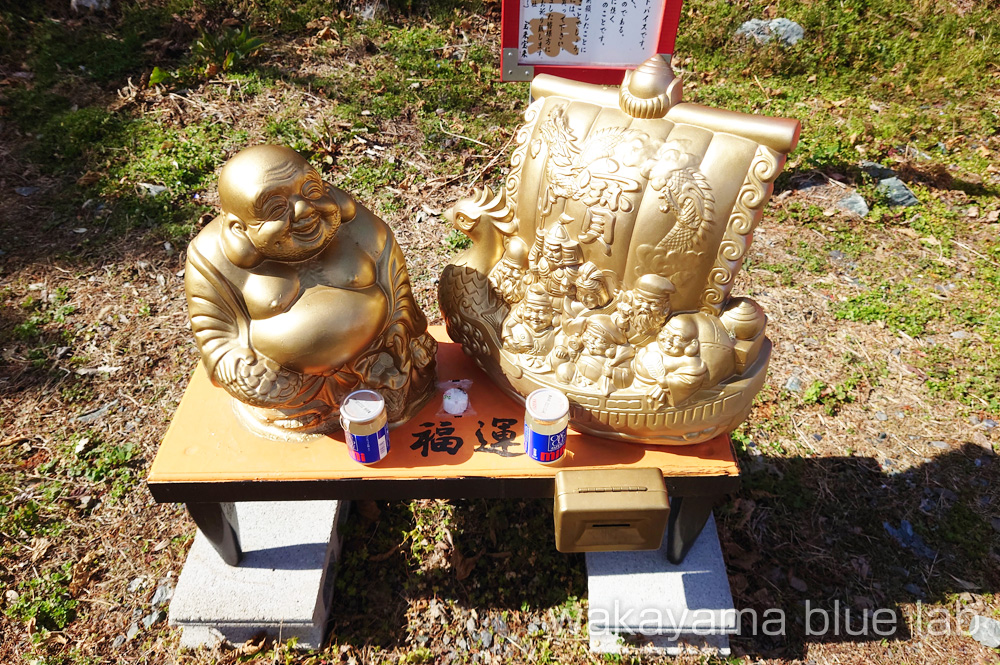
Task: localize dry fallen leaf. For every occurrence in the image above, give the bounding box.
[949,574,981,590]
[316,26,339,41]
[731,497,757,531]
[357,499,381,521]
[30,537,51,563]
[69,550,100,597]
[234,636,266,657]
[369,544,400,562]
[37,632,68,647]
[450,547,482,581]
[76,171,103,187]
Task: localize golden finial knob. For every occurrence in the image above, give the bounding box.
[619,55,683,119]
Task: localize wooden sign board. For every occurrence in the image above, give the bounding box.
[501,0,684,84]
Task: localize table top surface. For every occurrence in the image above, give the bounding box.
[147,327,739,502]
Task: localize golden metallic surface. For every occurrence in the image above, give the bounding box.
[554,468,670,552]
[439,56,800,445]
[185,145,436,439]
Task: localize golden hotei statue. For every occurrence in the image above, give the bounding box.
[185,145,436,438]
[439,55,800,444]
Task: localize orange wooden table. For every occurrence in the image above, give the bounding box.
[148,327,740,565]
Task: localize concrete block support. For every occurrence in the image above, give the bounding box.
[587,513,736,656]
[169,500,348,649]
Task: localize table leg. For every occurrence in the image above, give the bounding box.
[186,502,242,566]
[665,494,719,565]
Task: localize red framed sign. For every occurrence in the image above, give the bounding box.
[500,0,684,84]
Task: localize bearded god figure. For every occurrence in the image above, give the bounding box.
[185,145,436,438]
[438,55,800,444]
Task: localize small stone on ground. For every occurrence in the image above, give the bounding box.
[877,177,919,206]
[884,520,937,560]
[970,615,1000,648]
[151,583,173,608]
[784,376,803,392]
[860,161,897,180]
[142,610,166,629]
[838,192,870,217]
[736,18,804,46]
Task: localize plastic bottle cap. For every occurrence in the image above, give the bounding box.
[525,388,569,424]
[341,390,385,424]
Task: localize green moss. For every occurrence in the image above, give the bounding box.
[833,282,943,336]
[935,501,992,561]
[5,563,77,631]
[444,229,472,252]
[802,377,860,416]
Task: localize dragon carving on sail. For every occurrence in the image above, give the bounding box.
[635,140,716,287]
[534,104,649,254]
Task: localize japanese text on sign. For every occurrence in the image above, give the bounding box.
[517,0,663,67]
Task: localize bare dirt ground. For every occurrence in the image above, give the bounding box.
[1,1,999,664]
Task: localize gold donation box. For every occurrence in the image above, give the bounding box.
[554,468,669,552]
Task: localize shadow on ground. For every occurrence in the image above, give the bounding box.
[328,496,586,650]
[717,442,998,659]
[326,443,998,658]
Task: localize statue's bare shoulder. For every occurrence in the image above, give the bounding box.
[329,185,390,258]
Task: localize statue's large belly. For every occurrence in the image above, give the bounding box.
[250,285,389,374]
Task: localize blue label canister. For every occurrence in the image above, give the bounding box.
[341,390,390,464]
[523,388,570,464]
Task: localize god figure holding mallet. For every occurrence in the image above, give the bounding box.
[185,145,436,438]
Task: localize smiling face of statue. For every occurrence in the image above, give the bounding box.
[523,302,553,333]
[220,146,341,263]
[660,330,686,357]
[659,317,698,357]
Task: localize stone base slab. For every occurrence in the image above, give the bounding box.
[586,513,735,656]
[169,500,348,649]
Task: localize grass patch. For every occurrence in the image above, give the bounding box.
[677,0,1000,176]
[920,343,1000,414]
[934,500,992,561]
[833,282,943,336]
[802,377,859,416]
[5,562,77,631]
[443,229,472,252]
[3,94,226,240]
[35,432,140,501]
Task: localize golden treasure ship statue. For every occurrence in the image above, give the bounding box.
[184,145,436,438]
[439,55,800,444]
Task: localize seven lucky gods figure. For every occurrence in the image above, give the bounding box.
[185,145,436,438]
[439,55,800,444]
